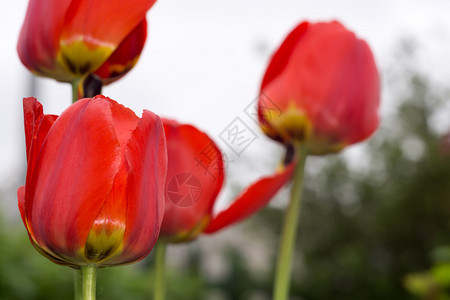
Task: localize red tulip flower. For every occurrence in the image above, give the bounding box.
[159,119,295,243]
[258,21,380,155]
[18,96,167,268]
[17,0,155,84]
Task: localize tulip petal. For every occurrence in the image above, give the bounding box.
[23,98,58,162]
[291,23,374,141]
[23,97,43,159]
[322,39,380,144]
[161,120,224,242]
[261,22,309,92]
[83,96,140,264]
[106,96,141,149]
[17,186,26,225]
[19,185,73,266]
[17,0,73,78]
[27,98,122,260]
[58,0,156,76]
[22,98,58,242]
[107,110,166,265]
[204,161,296,233]
[94,19,148,85]
[83,160,128,263]
[61,0,155,46]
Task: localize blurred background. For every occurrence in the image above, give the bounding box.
[1,0,450,299]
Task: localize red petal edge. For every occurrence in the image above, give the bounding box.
[94,18,148,84]
[107,110,167,266]
[260,22,309,91]
[160,119,224,240]
[17,186,26,225]
[204,160,296,233]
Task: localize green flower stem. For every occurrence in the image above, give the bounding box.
[154,242,167,300]
[80,264,97,300]
[273,143,308,300]
[71,79,81,103]
[72,75,104,103]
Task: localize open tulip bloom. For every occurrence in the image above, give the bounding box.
[18,96,167,298]
[151,119,295,299]
[256,20,380,300]
[17,0,154,100]
[160,119,295,242]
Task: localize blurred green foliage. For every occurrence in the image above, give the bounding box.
[1,41,449,299]
[403,246,450,299]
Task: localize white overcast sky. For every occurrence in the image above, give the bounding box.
[1,0,450,216]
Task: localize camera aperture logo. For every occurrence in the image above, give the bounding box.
[167,173,202,208]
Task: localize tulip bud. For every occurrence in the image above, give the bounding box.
[18,96,167,268]
[258,21,380,154]
[17,0,155,84]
